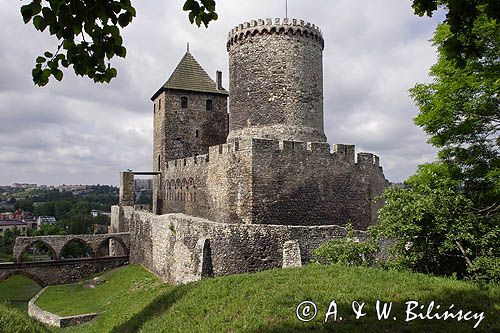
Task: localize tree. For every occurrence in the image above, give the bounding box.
[374,7,499,281]
[20,0,218,86]
[409,8,499,213]
[411,0,500,64]
[14,198,34,212]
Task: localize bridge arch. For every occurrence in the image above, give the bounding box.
[96,236,129,257]
[17,240,58,262]
[0,270,46,287]
[60,238,95,259]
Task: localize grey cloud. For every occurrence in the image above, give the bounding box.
[0,0,443,185]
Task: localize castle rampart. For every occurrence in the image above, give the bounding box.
[156,138,386,229]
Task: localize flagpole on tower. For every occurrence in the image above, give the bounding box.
[285,0,288,19]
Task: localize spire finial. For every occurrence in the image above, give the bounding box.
[285,0,288,19]
[187,42,190,52]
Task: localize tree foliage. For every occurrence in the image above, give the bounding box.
[375,7,499,281]
[411,0,500,64]
[20,0,218,86]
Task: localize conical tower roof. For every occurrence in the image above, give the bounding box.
[151,51,228,100]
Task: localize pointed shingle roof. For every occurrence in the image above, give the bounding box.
[151,51,228,100]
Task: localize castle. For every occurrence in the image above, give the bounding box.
[112,18,388,284]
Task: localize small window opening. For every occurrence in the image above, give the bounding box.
[195,130,199,138]
[206,99,213,111]
[181,97,188,109]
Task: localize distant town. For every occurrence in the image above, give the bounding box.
[0,180,152,262]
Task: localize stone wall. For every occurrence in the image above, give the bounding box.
[116,206,361,284]
[28,287,98,327]
[227,18,326,143]
[158,138,387,229]
[0,256,129,286]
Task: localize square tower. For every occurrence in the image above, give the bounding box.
[151,51,229,213]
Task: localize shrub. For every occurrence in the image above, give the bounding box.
[313,224,378,267]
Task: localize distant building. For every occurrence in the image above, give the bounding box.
[0,200,15,210]
[12,183,37,189]
[0,220,27,236]
[36,216,57,227]
[90,210,111,218]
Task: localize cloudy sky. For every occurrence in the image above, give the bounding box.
[0,0,443,186]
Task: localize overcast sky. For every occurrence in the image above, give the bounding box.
[0,0,443,186]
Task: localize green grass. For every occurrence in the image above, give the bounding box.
[0,275,42,311]
[0,252,13,262]
[0,302,48,333]
[5,264,500,332]
[37,265,175,333]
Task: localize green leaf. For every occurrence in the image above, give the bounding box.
[36,56,46,64]
[21,4,34,24]
[44,51,53,58]
[53,69,63,81]
[32,15,47,31]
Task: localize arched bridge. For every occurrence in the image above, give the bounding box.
[0,233,130,286]
[12,232,130,262]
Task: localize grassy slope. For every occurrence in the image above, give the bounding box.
[0,275,42,311]
[138,265,499,333]
[32,264,499,333]
[0,303,48,333]
[36,265,175,333]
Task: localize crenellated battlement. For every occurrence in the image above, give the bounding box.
[357,152,380,167]
[166,153,209,170]
[163,139,380,173]
[227,18,324,51]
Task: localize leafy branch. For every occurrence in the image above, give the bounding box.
[20,0,218,86]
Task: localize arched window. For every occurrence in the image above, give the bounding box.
[206,99,213,111]
[181,96,188,109]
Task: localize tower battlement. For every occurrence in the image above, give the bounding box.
[227,18,324,50]
[162,139,381,173]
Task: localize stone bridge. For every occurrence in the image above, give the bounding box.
[13,233,130,262]
[0,256,129,286]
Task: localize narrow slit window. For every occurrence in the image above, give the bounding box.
[181,97,188,109]
[206,99,213,111]
[195,130,199,138]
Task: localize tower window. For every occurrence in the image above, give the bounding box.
[195,130,199,138]
[159,99,161,109]
[181,96,188,109]
[153,103,156,114]
[206,99,213,111]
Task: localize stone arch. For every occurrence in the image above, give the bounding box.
[17,240,58,262]
[0,271,46,287]
[60,238,94,259]
[96,236,129,257]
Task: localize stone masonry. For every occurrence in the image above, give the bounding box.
[113,17,388,284]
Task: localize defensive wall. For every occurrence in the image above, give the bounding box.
[111,206,365,284]
[153,138,387,230]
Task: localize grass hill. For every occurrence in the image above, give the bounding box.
[1,264,499,332]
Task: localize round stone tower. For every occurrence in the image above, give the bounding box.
[226,18,327,143]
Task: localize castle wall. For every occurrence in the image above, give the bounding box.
[157,138,387,229]
[227,18,326,143]
[117,206,355,284]
[251,140,387,229]
[160,140,253,224]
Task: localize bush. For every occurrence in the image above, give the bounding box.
[313,224,378,267]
